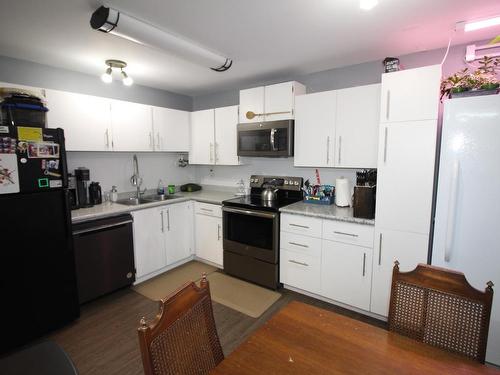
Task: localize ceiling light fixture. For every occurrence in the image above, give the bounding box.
[101,60,133,86]
[90,6,232,72]
[359,0,379,11]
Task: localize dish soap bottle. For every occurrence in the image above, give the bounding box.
[110,186,118,202]
[157,179,165,195]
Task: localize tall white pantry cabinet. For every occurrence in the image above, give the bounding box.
[370,65,442,317]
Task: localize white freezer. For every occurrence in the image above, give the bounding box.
[432,95,500,365]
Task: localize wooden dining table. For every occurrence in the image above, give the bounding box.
[211,301,500,374]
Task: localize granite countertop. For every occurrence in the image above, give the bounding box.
[279,201,375,226]
[71,187,237,224]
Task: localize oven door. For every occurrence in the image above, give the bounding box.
[237,120,294,157]
[222,206,279,263]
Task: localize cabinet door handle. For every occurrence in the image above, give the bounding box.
[338,136,342,165]
[215,142,219,162]
[200,208,213,213]
[333,231,358,237]
[362,253,366,276]
[386,90,391,120]
[160,211,164,233]
[289,259,309,267]
[209,143,214,162]
[383,127,388,163]
[378,233,383,266]
[149,132,153,149]
[166,209,170,231]
[445,160,460,262]
[217,224,221,241]
[105,129,110,148]
[289,223,309,229]
[326,136,330,165]
[289,241,308,248]
[157,132,160,149]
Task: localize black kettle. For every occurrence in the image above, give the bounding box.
[89,182,102,205]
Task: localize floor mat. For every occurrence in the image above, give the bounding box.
[207,272,281,318]
[132,261,217,301]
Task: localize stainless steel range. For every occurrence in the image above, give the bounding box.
[222,175,303,290]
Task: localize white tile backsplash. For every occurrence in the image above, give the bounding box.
[67,152,196,194]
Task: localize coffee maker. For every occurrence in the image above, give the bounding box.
[75,167,93,208]
[68,174,79,210]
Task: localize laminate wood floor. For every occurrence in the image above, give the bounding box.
[48,287,386,375]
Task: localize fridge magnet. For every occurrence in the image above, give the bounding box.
[0,154,20,194]
[17,126,43,142]
[27,142,60,158]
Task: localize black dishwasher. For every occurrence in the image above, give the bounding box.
[72,214,135,304]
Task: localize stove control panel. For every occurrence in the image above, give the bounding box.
[249,175,303,191]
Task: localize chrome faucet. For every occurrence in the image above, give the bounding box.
[130,154,145,198]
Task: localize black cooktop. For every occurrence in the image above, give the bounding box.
[223,195,301,212]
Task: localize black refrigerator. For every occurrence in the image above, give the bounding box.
[0,125,79,354]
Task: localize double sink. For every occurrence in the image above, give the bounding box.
[116,194,181,206]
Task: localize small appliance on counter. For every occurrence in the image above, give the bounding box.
[89,181,102,205]
[75,167,92,208]
[180,183,202,192]
[68,174,79,210]
[353,169,377,219]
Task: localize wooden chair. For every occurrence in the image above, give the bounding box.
[388,261,494,363]
[137,274,224,375]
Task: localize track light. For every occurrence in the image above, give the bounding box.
[101,67,113,83]
[90,6,232,72]
[101,60,133,86]
[121,70,133,86]
[464,16,500,32]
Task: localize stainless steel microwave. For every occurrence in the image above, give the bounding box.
[237,120,294,157]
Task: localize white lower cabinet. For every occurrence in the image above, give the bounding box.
[164,201,194,265]
[194,203,223,267]
[280,213,375,313]
[132,202,193,282]
[280,250,321,294]
[321,240,373,311]
[370,228,429,316]
[132,207,167,279]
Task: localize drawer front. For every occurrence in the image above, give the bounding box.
[322,220,374,248]
[194,202,221,218]
[280,250,321,294]
[281,213,322,238]
[280,231,321,258]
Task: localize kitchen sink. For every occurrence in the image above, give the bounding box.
[142,194,181,202]
[115,197,152,206]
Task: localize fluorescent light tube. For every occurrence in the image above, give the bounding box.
[464,16,500,32]
[90,6,232,72]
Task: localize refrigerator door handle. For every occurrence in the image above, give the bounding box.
[445,160,460,262]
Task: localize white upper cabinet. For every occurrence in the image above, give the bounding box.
[294,90,336,167]
[190,107,239,165]
[335,84,380,168]
[264,81,305,121]
[152,106,190,152]
[374,120,437,234]
[214,106,239,165]
[239,81,305,123]
[111,100,154,152]
[190,109,215,165]
[294,84,380,169]
[239,86,265,123]
[380,65,441,123]
[46,89,112,151]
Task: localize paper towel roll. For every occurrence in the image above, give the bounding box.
[335,178,351,207]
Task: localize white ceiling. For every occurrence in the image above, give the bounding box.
[0,0,500,96]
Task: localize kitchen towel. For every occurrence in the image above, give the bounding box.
[335,177,351,207]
